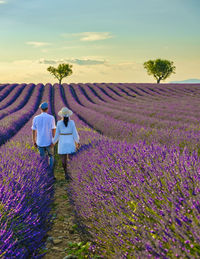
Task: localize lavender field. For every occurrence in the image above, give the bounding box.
[0,83,200,258]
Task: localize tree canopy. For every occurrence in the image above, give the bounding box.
[47,63,73,84]
[144,59,176,83]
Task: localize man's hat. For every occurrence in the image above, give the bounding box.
[40,102,48,109]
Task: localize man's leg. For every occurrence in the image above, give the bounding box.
[46,146,55,178]
[38,146,45,158]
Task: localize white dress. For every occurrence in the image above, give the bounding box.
[53,119,79,154]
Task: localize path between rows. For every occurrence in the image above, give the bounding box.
[43,152,91,259]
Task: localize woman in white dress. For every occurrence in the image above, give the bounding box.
[52,107,80,180]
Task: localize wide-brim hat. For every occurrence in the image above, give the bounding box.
[58,107,73,117]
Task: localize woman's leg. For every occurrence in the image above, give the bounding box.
[61,154,67,171]
[60,154,70,180]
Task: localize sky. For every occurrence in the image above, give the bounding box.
[0,0,199,83]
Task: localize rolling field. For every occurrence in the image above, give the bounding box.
[0,83,200,258]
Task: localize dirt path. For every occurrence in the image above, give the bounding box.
[43,155,90,259]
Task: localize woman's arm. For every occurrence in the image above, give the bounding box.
[72,121,80,143]
[52,123,60,144]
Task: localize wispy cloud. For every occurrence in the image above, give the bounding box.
[26,41,52,47]
[62,32,113,42]
[79,32,112,41]
[0,0,6,4]
[38,58,107,66]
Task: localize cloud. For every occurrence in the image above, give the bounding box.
[26,41,52,47]
[79,32,112,41]
[67,58,106,65]
[38,58,107,66]
[38,59,57,65]
[0,0,6,4]
[62,32,113,41]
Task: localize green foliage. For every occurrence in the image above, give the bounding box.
[64,241,92,258]
[144,58,176,83]
[47,63,73,84]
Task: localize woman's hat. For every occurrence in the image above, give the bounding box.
[58,107,73,117]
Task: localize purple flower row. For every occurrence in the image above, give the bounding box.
[0,84,18,102]
[53,83,200,257]
[0,84,44,146]
[0,84,9,92]
[0,84,26,111]
[71,83,200,125]
[60,84,200,152]
[0,147,53,258]
[68,138,200,258]
[0,84,55,257]
[0,83,36,120]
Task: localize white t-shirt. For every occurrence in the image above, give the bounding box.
[32,112,56,147]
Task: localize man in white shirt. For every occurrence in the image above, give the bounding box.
[32,102,56,179]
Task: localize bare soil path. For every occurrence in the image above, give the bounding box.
[43,154,91,259]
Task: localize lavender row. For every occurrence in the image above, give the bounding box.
[0,84,9,92]
[0,83,36,120]
[70,84,200,132]
[61,84,200,152]
[0,148,53,258]
[88,83,200,102]
[0,84,26,110]
[69,84,200,130]
[126,83,200,96]
[72,83,200,122]
[84,83,200,120]
[0,83,18,102]
[0,84,44,146]
[0,84,55,257]
[57,83,200,257]
[86,82,140,103]
[68,138,200,258]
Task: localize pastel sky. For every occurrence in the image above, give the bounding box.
[0,0,199,83]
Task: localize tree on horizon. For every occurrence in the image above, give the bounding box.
[144,59,176,84]
[47,63,73,84]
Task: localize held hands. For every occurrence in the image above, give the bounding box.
[75,142,80,150]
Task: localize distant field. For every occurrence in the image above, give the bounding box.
[0,83,200,258]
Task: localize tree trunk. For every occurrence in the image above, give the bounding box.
[59,79,62,85]
[157,78,161,84]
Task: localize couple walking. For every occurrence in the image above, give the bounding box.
[32,102,80,180]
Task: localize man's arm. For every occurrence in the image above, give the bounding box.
[32,130,37,147]
[52,117,56,138]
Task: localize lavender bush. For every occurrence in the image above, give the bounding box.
[0,84,44,146]
[0,84,26,110]
[69,139,200,258]
[0,84,54,257]
[0,83,36,120]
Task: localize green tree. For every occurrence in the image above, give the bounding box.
[144,59,176,84]
[47,63,73,84]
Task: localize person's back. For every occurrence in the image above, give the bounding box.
[52,107,80,180]
[33,112,55,147]
[32,102,56,179]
